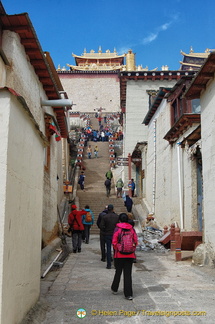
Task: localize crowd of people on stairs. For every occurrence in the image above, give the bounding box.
[70,118,138,300]
[68,201,137,301]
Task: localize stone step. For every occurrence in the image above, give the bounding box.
[75,116,127,236]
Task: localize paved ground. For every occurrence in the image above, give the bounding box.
[23,234,215,324]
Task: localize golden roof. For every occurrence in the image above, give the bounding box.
[67,63,124,71]
[180,51,209,58]
[179,62,204,67]
[72,48,125,60]
[180,47,212,58]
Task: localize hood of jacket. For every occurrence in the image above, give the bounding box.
[116,223,133,230]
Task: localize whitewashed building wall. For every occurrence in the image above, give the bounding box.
[123,79,177,189]
[200,77,215,260]
[0,30,64,323]
[0,91,44,324]
[145,98,199,229]
[59,73,120,113]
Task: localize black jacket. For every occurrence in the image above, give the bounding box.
[100,211,119,236]
[97,210,108,229]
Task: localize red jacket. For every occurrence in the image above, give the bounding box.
[68,210,86,231]
[112,223,138,258]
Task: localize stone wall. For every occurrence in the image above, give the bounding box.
[59,73,120,113]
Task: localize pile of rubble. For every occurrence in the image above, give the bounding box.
[136,230,169,253]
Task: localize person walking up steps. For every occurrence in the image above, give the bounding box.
[78,171,85,191]
[97,206,108,262]
[82,205,94,244]
[105,169,113,180]
[104,178,111,197]
[87,145,92,159]
[131,179,135,197]
[94,145,99,158]
[124,195,133,212]
[116,178,124,198]
[68,205,86,253]
[100,204,119,269]
[111,213,138,300]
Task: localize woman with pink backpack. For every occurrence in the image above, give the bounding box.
[111,213,138,300]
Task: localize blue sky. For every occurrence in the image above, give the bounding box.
[3,0,215,70]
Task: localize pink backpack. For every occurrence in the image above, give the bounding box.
[117,228,136,254]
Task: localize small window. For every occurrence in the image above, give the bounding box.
[191,99,201,113]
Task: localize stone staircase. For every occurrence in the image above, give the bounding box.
[76,116,127,234]
[77,193,128,234]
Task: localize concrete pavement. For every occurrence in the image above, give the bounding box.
[23,234,215,324]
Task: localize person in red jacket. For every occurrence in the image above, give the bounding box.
[68,205,86,253]
[111,213,138,300]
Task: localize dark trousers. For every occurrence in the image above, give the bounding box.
[126,206,132,212]
[80,182,84,190]
[84,224,91,243]
[111,258,133,297]
[116,188,122,197]
[100,232,106,260]
[105,235,113,268]
[105,186,111,197]
[72,230,82,251]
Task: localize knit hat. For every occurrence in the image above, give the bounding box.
[71,205,77,209]
[107,204,114,210]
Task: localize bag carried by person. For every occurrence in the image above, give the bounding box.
[85,211,92,223]
[117,228,136,254]
[69,215,80,232]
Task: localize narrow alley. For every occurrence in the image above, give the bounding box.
[21,117,215,324]
[2,3,215,324]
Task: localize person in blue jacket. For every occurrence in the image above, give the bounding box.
[130,179,135,197]
[82,205,94,244]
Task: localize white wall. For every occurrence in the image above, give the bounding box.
[0,57,7,87]
[3,31,44,130]
[0,96,10,322]
[59,73,120,112]
[123,79,177,187]
[201,78,215,250]
[0,92,44,324]
[146,98,199,230]
[0,30,65,322]
[3,30,65,246]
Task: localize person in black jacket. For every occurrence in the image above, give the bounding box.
[100,204,119,269]
[124,195,133,213]
[97,206,108,261]
[104,178,111,197]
